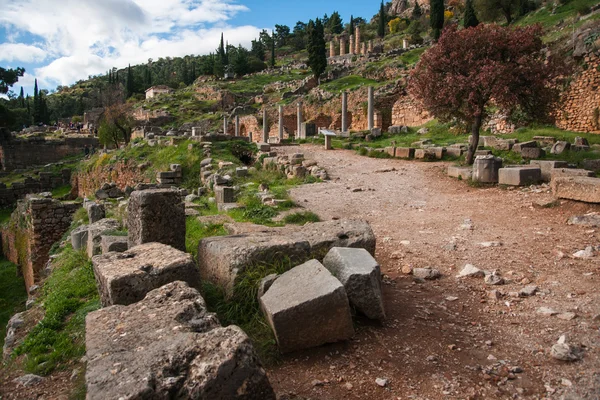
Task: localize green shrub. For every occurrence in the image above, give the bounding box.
[282,211,320,225]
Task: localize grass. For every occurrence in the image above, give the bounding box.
[399,47,428,65]
[320,75,381,93]
[282,211,320,225]
[0,207,15,226]
[51,184,72,199]
[516,0,599,30]
[0,258,28,349]
[219,69,310,94]
[14,247,100,375]
[185,217,227,260]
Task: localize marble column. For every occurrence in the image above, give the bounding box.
[349,35,354,55]
[368,86,374,131]
[296,101,303,139]
[223,116,228,135]
[341,91,348,133]
[329,41,335,58]
[355,26,361,55]
[262,108,268,143]
[340,37,346,56]
[235,115,240,137]
[278,105,284,141]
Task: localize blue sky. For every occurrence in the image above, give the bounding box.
[0,0,379,97]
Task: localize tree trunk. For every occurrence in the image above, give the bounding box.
[503,7,512,24]
[466,114,483,165]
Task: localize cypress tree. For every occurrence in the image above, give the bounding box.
[430,0,444,41]
[19,87,24,107]
[463,0,479,28]
[271,30,276,67]
[126,64,134,97]
[411,1,422,19]
[33,79,40,123]
[26,94,30,116]
[307,18,327,81]
[349,15,354,33]
[378,1,386,38]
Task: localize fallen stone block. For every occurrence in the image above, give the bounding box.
[322,247,385,320]
[483,136,514,151]
[512,141,537,154]
[85,281,275,400]
[415,149,435,160]
[529,160,569,182]
[521,147,545,159]
[87,219,121,258]
[498,166,541,186]
[552,177,600,203]
[472,155,503,183]
[71,224,89,251]
[551,141,571,154]
[533,136,557,145]
[100,235,128,254]
[384,146,396,157]
[447,166,472,180]
[92,242,200,306]
[395,147,415,159]
[214,185,235,204]
[582,159,600,173]
[85,203,105,224]
[258,142,271,152]
[550,168,595,180]
[259,260,354,353]
[445,147,463,157]
[127,189,185,251]
[568,213,600,227]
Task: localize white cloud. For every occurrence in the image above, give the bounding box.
[0,0,262,89]
[0,43,47,63]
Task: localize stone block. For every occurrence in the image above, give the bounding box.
[87,219,121,258]
[259,260,354,353]
[214,185,235,204]
[384,146,396,157]
[371,128,382,137]
[552,177,600,203]
[472,155,502,183]
[322,247,385,320]
[475,150,492,157]
[482,136,514,151]
[445,147,463,157]
[520,147,545,159]
[127,189,185,251]
[71,224,89,250]
[551,141,571,154]
[85,203,105,224]
[258,142,271,152]
[498,166,542,186]
[583,159,600,172]
[447,166,472,180]
[395,147,415,158]
[85,281,275,400]
[100,235,128,254]
[529,160,569,182]
[512,141,538,154]
[235,167,248,177]
[92,242,200,306]
[550,168,595,180]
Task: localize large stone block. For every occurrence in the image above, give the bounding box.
[395,147,415,158]
[550,168,595,180]
[322,247,385,320]
[447,166,472,180]
[85,203,105,224]
[127,189,185,251]
[583,159,600,173]
[552,177,600,203]
[498,166,541,186]
[529,160,569,182]
[520,147,545,159]
[445,147,463,158]
[259,260,354,353]
[87,219,121,258]
[384,146,396,157]
[472,155,503,183]
[214,185,235,204]
[199,220,376,297]
[551,141,571,154]
[92,242,200,306]
[100,235,128,254]
[482,136,514,151]
[71,224,89,250]
[86,281,275,400]
[512,141,538,154]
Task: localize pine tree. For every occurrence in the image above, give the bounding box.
[378,1,386,38]
[307,18,327,81]
[411,1,422,19]
[329,11,343,34]
[430,0,444,40]
[233,45,249,76]
[463,0,479,28]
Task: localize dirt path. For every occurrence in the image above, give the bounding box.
[268,144,600,400]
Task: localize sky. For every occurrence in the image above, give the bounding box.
[0,0,379,97]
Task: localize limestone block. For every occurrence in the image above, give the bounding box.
[529,160,569,182]
[259,260,354,353]
[100,235,128,254]
[236,167,248,177]
[551,141,571,154]
[395,147,415,158]
[552,177,600,203]
[258,142,271,152]
[214,185,235,204]
[384,146,396,157]
[482,136,514,151]
[323,247,385,320]
[550,168,595,180]
[85,203,105,224]
[71,224,89,250]
[474,150,492,157]
[498,167,542,186]
[520,147,545,159]
[512,141,538,154]
[127,189,185,251]
[85,281,275,400]
[445,147,463,158]
[447,166,472,180]
[87,219,121,258]
[583,159,600,172]
[472,155,502,183]
[91,242,200,306]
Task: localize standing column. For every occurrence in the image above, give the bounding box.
[340,37,346,56]
[278,105,284,141]
[223,116,228,135]
[341,91,348,133]
[235,115,240,137]
[355,26,361,55]
[262,108,268,143]
[368,86,374,131]
[296,101,303,139]
[368,40,373,53]
[349,35,354,55]
[329,41,335,58]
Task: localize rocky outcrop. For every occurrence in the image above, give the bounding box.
[85,281,275,400]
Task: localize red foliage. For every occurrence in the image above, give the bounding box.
[409,23,561,163]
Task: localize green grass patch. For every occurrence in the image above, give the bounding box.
[0,207,15,226]
[220,70,309,94]
[320,75,381,93]
[282,211,320,225]
[51,184,72,199]
[185,217,227,260]
[0,258,27,349]
[399,47,427,65]
[14,247,100,375]
[71,207,89,225]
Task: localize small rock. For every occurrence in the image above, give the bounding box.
[446,296,459,302]
[487,354,497,361]
[551,343,581,361]
[557,312,577,321]
[519,285,538,297]
[312,379,324,387]
[479,241,503,248]
[510,366,523,373]
[70,368,80,382]
[488,290,502,300]
[457,264,485,278]
[520,277,532,285]
[13,374,44,387]
[484,274,504,286]
[26,299,35,309]
[401,265,413,274]
[561,378,573,387]
[344,382,353,390]
[537,307,558,316]
[426,355,438,362]
[375,378,388,387]
[412,268,441,280]
[573,246,595,259]
[459,219,474,230]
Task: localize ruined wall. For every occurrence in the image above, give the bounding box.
[0,169,72,208]
[0,137,99,171]
[391,95,432,127]
[75,158,147,197]
[2,197,79,290]
[555,51,600,133]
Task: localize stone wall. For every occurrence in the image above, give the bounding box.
[0,136,99,171]
[75,159,147,198]
[391,95,432,127]
[0,169,72,208]
[555,51,600,133]
[2,197,79,290]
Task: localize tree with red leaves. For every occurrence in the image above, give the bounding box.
[409,24,560,164]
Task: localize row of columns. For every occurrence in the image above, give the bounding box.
[222,86,375,141]
[328,26,379,58]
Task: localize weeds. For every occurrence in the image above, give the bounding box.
[282,211,320,225]
[185,217,227,260]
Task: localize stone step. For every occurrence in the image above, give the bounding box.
[498,166,542,186]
